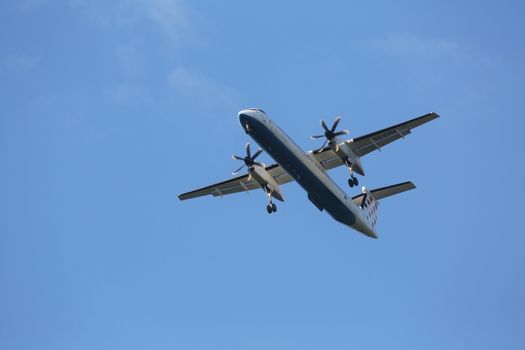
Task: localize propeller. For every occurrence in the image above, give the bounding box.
[232,143,263,174]
[311,116,349,151]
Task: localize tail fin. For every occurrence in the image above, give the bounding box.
[352,181,416,237]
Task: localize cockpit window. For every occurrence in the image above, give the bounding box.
[248,108,266,114]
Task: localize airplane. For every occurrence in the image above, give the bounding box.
[178,109,439,238]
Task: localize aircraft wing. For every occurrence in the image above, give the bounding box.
[310,148,345,171]
[311,112,439,170]
[349,112,439,157]
[178,164,293,200]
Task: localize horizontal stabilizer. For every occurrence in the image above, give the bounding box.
[352,181,415,203]
[369,181,416,200]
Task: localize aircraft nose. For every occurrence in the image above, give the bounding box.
[238,109,255,121]
[238,112,249,124]
[238,109,256,133]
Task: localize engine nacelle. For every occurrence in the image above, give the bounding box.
[333,141,365,176]
[249,165,284,201]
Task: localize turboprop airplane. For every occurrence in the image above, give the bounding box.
[178,109,438,238]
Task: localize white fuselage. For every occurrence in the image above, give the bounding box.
[238,109,376,238]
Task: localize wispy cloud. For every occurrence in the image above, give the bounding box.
[68,1,238,109]
[69,0,190,40]
[168,66,240,108]
[142,0,189,35]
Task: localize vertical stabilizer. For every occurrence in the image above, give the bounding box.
[361,187,380,231]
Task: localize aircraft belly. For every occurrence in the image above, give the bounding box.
[248,119,355,227]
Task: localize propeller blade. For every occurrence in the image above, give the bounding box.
[314,139,328,153]
[252,149,263,160]
[245,143,251,158]
[310,134,325,139]
[232,155,244,161]
[333,130,349,137]
[232,164,246,175]
[321,119,329,132]
[331,117,341,131]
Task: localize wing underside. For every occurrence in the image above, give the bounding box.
[311,149,344,170]
[349,112,439,157]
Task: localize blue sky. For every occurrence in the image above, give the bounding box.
[1,1,524,349]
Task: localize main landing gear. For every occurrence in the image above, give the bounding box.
[266,191,277,214]
[348,176,359,188]
[345,159,359,188]
[266,202,277,214]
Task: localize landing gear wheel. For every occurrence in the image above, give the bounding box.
[266,204,273,214]
[348,178,354,188]
[271,203,277,212]
[353,176,359,186]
